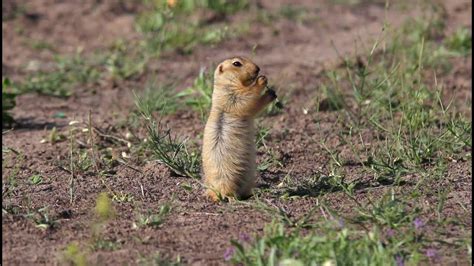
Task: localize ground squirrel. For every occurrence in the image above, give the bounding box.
[202,56,277,201]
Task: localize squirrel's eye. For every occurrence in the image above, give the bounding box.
[232,61,242,67]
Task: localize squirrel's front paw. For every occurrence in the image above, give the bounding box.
[265,87,278,100]
[257,75,268,86]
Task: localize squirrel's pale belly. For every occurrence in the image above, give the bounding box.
[202,111,256,197]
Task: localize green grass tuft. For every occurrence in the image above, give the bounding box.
[61,242,87,266]
[135,202,172,228]
[135,93,201,179]
[135,82,180,116]
[176,67,213,119]
[445,27,472,56]
[105,40,148,80]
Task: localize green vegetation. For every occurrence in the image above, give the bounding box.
[275,172,344,198]
[229,219,418,265]
[264,85,286,116]
[136,0,249,55]
[2,151,24,200]
[278,5,308,23]
[135,93,201,179]
[257,148,284,172]
[229,4,471,265]
[29,174,43,185]
[310,4,471,188]
[61,192,116,264]
[323,13,472,182]
[11,43,146,99]
[8,0,252,102]
[2,78,17,126]
[41,127,66,144]
[2,201,58,230]
[176,68,213,119]
[95,192,115,222]
[16,52,100,97]
[61,242,87,266]
[28,207,57,229]
[135,202,172,228]
[256,125,271,149]
[111,191,135,203]
[105,40,148,81]
[2,0,471,264]
[28,39,56,52]
[445,27,472,56]
[90,239,122,252]
[317,74,346,111]
[137,82,180,116]
[230,185,451,265]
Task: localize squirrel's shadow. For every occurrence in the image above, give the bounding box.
[7,117,64,131]
[258,172,409,198]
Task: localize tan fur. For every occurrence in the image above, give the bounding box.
[202,56,276,202]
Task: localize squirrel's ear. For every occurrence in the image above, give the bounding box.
[218,64,223,74]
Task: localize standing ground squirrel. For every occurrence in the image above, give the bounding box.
[202,56,277,201]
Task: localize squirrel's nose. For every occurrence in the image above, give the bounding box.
[255,66,260,74]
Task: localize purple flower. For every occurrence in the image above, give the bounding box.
[224,247,234,261]
[329,215,344,228]
[239,232,251,243]
[385,228,395,238]
[425,248,441,262]
[395,255,404,266]
[413,218,424,230]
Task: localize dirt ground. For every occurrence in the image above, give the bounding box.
[2,0,472,265]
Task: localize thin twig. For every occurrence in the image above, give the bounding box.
[68,128,76,205]
[92,127,129,144]
[88,111,100,174]
[116,158,143,173]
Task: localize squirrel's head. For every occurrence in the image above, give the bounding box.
[214,56,261,87]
